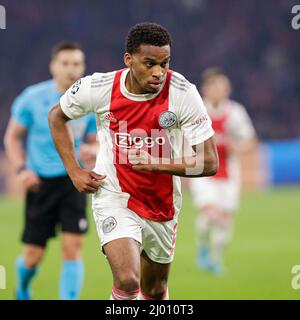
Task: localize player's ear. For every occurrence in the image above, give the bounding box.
[124,52,132,68]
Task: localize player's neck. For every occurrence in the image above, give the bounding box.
[125,71,146,95]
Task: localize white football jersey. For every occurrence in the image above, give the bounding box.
[203,98,256,182]
[189,98,256,212]
[60,69,214,222]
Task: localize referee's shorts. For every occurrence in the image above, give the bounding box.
[22,175,88,247]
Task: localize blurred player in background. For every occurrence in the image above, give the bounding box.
[4,42,97,300]
[49,23,218,300]
[189,67,257,274]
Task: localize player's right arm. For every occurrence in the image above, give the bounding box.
[49,76,105,193]
[48,103,105,193]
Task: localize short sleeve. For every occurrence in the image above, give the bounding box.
[179,85,214,146]
[60,76,93,119]
[11,91,33,129]
[86,113,97,135]
[229,103,256,141]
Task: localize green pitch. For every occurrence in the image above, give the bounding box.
[0,186,299,300]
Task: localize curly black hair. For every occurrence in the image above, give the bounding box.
[126,22,172,54]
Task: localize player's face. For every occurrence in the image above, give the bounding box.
[202,75,231,104]
[50,49,85,91]
[124,44,170,94]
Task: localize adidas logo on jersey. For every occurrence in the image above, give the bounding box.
[103,112,118,123]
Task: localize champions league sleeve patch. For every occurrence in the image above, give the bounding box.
[71,79,82,95]
[158,111,178,129]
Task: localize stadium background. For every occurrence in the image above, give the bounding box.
[0,0,299,299]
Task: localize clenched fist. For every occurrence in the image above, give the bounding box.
[68,167,106,193]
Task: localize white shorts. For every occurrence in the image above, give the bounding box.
[93,207,178,264]
[189,177,240,213]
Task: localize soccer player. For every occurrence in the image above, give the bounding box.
[4,42,97,300]
[189,67,257,274]
[48,23,218,300]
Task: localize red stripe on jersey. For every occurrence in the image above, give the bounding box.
[211,109,230,179]
[109,69,175,222]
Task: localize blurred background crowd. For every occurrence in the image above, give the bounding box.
[0,0,299,148]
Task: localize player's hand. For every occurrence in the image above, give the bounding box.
[17,169,41,192]
[69,167,106,194]
[128,148,158,172]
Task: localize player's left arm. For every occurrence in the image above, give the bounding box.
[129,83,218,177]
[128,135,218,177]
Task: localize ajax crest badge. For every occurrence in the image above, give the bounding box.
[159,111,177,129]
[102,217,117,234]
